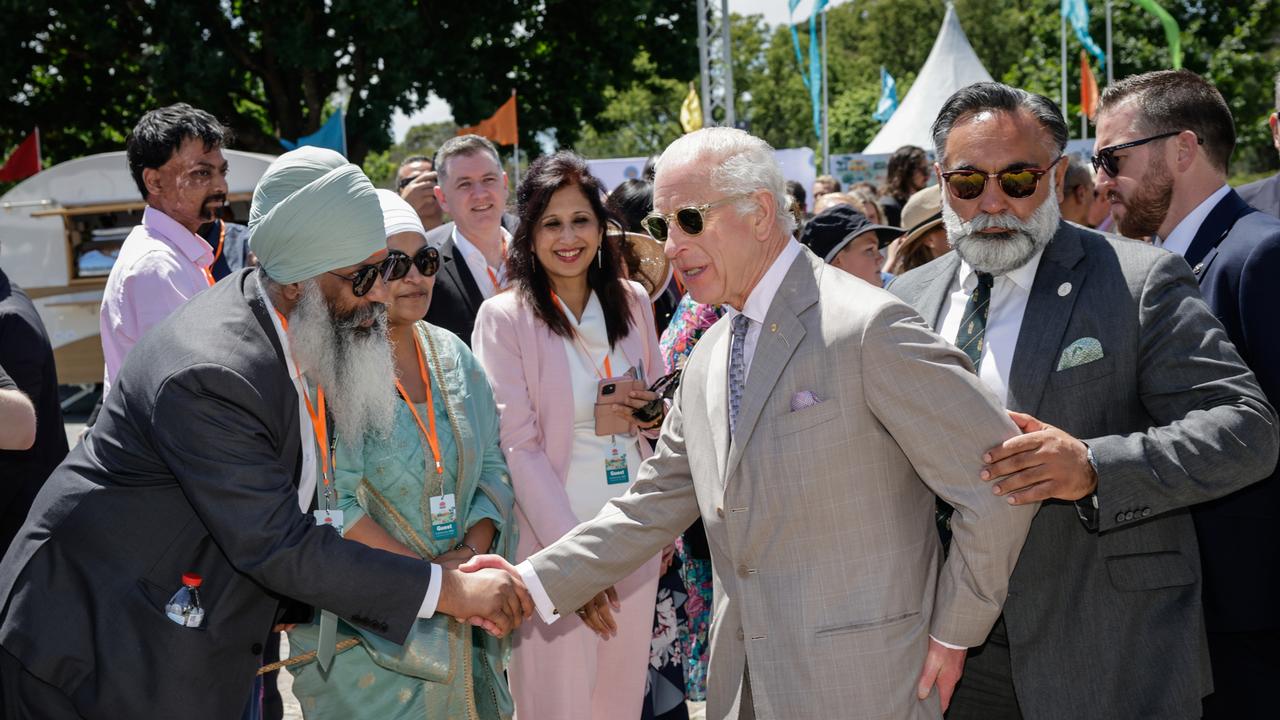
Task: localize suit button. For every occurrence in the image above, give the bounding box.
[379,622,388,632]
[251,643,264,655]
[716,507,725,519]
[1115,512,1125,523]
[737,628,745,641]
[1141,507,1151,517]
[1125,511,1135,521]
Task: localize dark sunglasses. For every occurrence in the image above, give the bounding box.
[382,245,441,281]
[940,155,1064,201]
[1090,130,1197,178]
[642,193,752,241]
[632,369,681,424]
[327,255,403,297]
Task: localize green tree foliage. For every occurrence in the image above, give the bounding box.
[361,121,459,189]
[0,0,696,167]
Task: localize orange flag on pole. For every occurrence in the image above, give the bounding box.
[1080,51,1100,120]
[0,128,41,182]
[457,94,518,146]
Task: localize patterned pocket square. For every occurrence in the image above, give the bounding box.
[790,390,824,411]
[1056,337,1104,371]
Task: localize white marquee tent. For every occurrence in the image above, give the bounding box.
[863,3,993,154]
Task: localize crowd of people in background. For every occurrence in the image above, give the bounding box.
[0,66,1277,720]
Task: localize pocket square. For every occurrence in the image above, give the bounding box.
[1056,337,1104,371]
[790,390,824,412]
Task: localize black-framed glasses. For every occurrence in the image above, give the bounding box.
[382,245,441,281]
[940,155,1064,201]
[328,254,402,297]
[1091,131,1198,177]
[642,193,753,242]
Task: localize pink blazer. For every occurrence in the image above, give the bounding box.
[472,281,664,561]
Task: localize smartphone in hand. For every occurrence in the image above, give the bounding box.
[594,376,641,436]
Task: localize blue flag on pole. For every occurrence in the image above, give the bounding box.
[1061,0,1106,65]
[788,0,828,137]
[280,107,347,157]
[873,67,898,123]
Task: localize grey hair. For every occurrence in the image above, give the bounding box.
[932,82,1068,166]
[655,127,796,237]
[433,134,501,184]
[1063,154,1093,192]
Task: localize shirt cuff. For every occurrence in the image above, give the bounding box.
[930,634,967,650]
[516,559,560,625]
[416,563,443,618]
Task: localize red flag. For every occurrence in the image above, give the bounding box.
[0,129,41,182]
[457,94,518,146]
[1080,51,1100,121]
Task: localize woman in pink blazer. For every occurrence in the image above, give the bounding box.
[472,151,666,719]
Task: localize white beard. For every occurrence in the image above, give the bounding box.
[942,174,1061,276]
[287,279,397,442]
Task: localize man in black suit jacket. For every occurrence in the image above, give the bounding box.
[1237,71,1280,218]
[0,266,68,554]
[1097,69,1280,720]
[424,135,519,346]
[0,148,530,719]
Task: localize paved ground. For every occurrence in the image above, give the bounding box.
[65,421,705,719]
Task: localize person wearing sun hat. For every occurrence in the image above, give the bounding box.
[799,203,904,286]
[886,185,950,275]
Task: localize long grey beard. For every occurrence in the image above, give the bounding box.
[942,175,1061,276]
[287,280,397,442]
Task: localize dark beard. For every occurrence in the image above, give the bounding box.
[1115,154,1173,238]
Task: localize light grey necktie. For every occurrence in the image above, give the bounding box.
[728,313,750,435]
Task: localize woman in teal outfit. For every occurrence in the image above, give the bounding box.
[287,190,517,719]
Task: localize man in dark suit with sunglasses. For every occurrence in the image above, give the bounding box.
[1095,69,1280,720]
[890,82,1277,720]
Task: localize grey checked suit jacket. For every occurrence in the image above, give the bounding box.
[890,222,1279,720]
[528,248,1038,719]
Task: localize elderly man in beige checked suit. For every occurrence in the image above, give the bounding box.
[465,128,1038,719]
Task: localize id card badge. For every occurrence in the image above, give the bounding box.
[314,508,344,534]
[429,493,458,540]
[605,441,630,485]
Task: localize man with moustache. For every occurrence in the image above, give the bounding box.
[1094,69,1280,719]
[423,135,518,346]
[395,154,446,231]
[0,146,531,719]
[889,82,1278,720]
[100,103,232,400]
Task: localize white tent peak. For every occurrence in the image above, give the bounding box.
[863,2,993,154]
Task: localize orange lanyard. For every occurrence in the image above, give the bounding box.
[484,239,508,292]
[275,310,333,500]
[200,221,226,287]
[394,334,444,475]
[551,290,613,379]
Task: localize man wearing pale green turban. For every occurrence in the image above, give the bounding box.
[0,147,533,720]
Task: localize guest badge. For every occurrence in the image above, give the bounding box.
[605,441,629,485]
[429,493,458,540]
[314,509,344,534]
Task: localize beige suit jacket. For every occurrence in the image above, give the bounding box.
[528,249,1037,719]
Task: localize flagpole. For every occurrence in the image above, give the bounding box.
[1105,0,1114,84]
[511,89,520,187]
[34,126,41,172]
[821,5,829,176]
[1061,12,1068,127]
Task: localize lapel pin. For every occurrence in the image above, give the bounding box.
[769,323,778,333]
[1057,282,1072,297]
[1192,262,1204,275]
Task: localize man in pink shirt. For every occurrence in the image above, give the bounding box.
[99,103,230,398]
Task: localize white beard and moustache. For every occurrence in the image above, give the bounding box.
[287,279,397,442]
[942,174,1062,276]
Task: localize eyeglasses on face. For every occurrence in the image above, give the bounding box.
[382,245,441,282]
[940,155,1065,201]
[642,193,754,242]
[327,250,419,297]
[1091,130,1199,178]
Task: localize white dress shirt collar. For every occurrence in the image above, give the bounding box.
[452,224,512,297]
[1157,183,1231,257]
[957,245,1045,294]
[725,238,803,326]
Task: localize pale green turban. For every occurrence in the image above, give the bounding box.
[248,146,386,284]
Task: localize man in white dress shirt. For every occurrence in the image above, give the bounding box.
[466,127,1041,719]
[1095,68,1280,720]
[890,81,1277,720]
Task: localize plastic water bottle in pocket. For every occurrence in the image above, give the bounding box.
[165,573,205,628]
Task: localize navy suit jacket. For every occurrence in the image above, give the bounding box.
[1186,189,1280,633]
[1237,171,1280,219]
[423,215,518,347]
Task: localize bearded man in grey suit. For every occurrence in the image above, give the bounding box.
[465,127,1038,719]
[889,82,1278,719]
